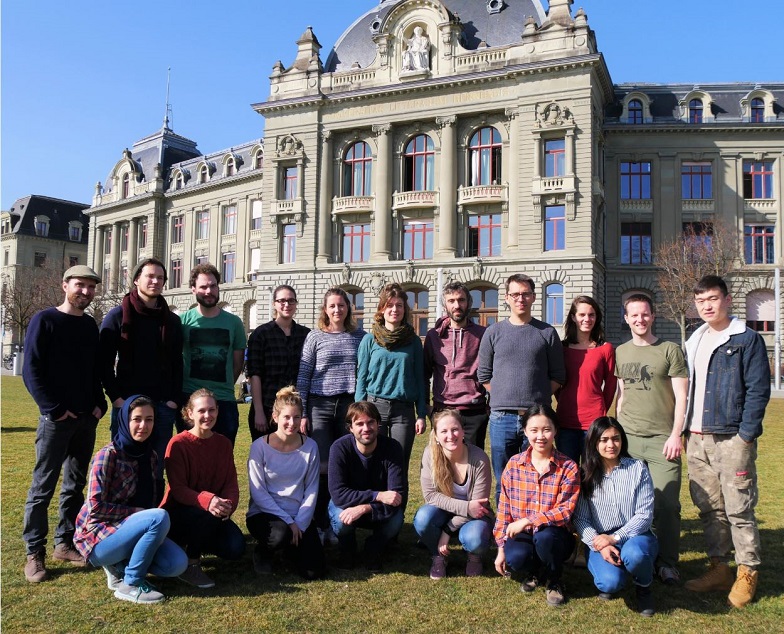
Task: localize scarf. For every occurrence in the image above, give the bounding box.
[371,316,418,350]
[119,288,171,374]
[113,395,155,509]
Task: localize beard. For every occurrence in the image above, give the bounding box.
[448,308,466,323]
[66,292,92,310]
[196,293,219,308]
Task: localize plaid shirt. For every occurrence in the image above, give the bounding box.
[493,447,579,546]
[246,320,310,416]
[73,443,158,560]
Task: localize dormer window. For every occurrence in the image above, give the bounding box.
[628,99,643,124]
[34,215,50,237]
[254,149,263,170]
[68,221,83,242]
[225,159,235,177]
[122,173,131,198]
[689,99,703,123]
[198,165,209,184]
[751,98,765,123]
[175,172,184,190]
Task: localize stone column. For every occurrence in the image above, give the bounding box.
[317,129,333,266]
[110,222,121,291]
[92,224,104,274]
[506,108,520,249]
[565,129,575,176]
[127,218,138,274]
[436,116,457,258]
[371,123,393,262]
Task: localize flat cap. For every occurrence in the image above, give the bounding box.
[62,265,101,283]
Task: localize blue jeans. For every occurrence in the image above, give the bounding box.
[586,532,659,593]
[214,400,240,446]
[368,396,416,481]
[504,526,574,583]
[488,411,524,504]
[413,504,492,556]
[88,509,188,586]
[328,500,404,556]
[23,413,98,554]
[111,402,177,480]
[556,428,586,465]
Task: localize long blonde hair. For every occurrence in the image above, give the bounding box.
[429,409,465,497]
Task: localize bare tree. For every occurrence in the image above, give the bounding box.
[1,264,64,344]
[89,284,124,326]
[655,220,744,347]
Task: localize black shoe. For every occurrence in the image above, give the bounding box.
[597,591,614,601]
[636,584,655,617]
[520,575,539,593]
[364,551,382,573]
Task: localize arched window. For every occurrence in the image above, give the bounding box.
[544,283,564,326]
[344,288,365,331]
[174,172,184,190]
[343,141,373,196]
[225,158,235,177]
[628,98,643,124]
[122,173,130,198]
[689,99,703,123]
[403,134,434,192]
[469,286,499,327]
[751,97,765,123]
[468,127,502,186]
[406,288,430,337]
[254,149,264,170]
[198,165,208,184]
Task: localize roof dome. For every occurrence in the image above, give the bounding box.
[325,0,547,73]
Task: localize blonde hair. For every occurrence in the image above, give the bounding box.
[181,388,217,426]
[272,385,303,420]
[429,409,465,497]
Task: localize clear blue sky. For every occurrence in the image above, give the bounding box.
[2,0,780,209]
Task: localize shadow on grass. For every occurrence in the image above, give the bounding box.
[1,426,38,433]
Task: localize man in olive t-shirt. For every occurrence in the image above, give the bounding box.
[615,294,688,586]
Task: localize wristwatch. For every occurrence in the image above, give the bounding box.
[612,533,621,544]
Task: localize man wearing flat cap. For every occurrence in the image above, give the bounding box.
[22,265,108,583]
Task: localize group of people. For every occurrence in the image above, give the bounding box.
[21,262,770,614]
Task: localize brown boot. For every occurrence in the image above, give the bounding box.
[727,565,758,608]
[684,557,734,593]
[24,551,48,583]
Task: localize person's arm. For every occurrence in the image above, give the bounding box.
[493,466,513,546]
[420,446,469,517]
[167,317,184,407]
[164,438,214,511]
[86,447,142,523]
[216,439,240,513]
[613,462,655,543]
[477,329,493,393]
[293,442,320,531]
[247,441,295,524]
[232,318,247,384]
[615,378,625,417]
[602,344,618,412]
[412,338,427,432]
[447,448,493,532]
[423,333,434,410]
[327,439,377,510]
[547,332,566,395]
[295,332,317,432]
[738,331,772,442]
[98,309,123,406]
[354,335,371,402]
[663,376,689,460]
[573,494,600,548]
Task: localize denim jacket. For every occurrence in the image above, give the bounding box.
[685,317,770,442]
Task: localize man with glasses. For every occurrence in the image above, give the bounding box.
[478,274,565,503]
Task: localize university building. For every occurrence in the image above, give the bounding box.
[83,0,782,352]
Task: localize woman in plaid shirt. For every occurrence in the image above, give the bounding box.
[74,396,187,604]
[493,404,579,606]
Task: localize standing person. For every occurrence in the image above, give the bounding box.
[355,283,426,478]
[493,405,579,607]
[574,417,658,617]
[99,257,183,500]
[22,265,108,583]
[179,263,246,445]
[423,281,488,449]
[247,386,325,580]
[74,396,188,604]
[162,389,244,589]
[683,275,770,608]
[328,401,406,571]
[246,284,309,442]
[556,295,617,464]
[296,287,365,540]
[413,410,493,580]
[478,274,566,503]
[615,294,688,586]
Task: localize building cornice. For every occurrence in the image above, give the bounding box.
[604,123,784,134]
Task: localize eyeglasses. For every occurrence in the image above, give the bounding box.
[507,292,534,302]
[275,298,298,305]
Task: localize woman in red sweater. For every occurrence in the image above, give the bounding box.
[162,389,244,589]
[555,295,617,465]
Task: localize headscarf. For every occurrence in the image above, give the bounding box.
[113,394,155,508]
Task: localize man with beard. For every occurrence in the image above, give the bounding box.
[22,265,108,582]
[99,258,183,498]
[179,263,246,445]
[424,282,488,448]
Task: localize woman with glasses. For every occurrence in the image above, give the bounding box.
[296,287,366,542]
[246,285,309,442]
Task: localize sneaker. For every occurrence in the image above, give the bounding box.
[727,565,758,609]
[104,565,123,590]
[53,543,87,567]
[658,565,680,586]
[24,551,48,583]
[429,555,447,580]
[252,550,273,575]
[465,554,483,577]
[114,580,164,604]
[597,591,614,601]
[684,557,734,593]
[636,584,656,617]
[178,561,215,589]
[545,581,566,607]
[520,575,539,593]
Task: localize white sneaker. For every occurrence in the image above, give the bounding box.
[114,580,164,604]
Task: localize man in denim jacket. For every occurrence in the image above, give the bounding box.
[683,275,770,608]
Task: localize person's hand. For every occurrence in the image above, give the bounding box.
[468,498,491,519]
[289,523,302,546]
[662,434,682,460]
[415,418,426,435]
[339,505,369,525]
[91,406,103,419]
[165,400,177,409]
[592,533,616,551]
[494,547,507,576]
[208,496,232,518]
[299,416,309,435]
[255,410,269,433]
[437,531,451,556]
[375,490,402,507]
[506,518,531,539]
[600,545,622,566]
[112,398,125,408]
[55,410,77,421]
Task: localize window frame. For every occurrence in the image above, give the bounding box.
[402,219,434,260]
[620,221,652,265]
[222,204,237,236]
[171,215,184,244]
[403,134,435,192]
[282,224,296,263]
[341,222,371,263]
[197,210,210,240]
[628,99,643,124]
[545,205,566,251]
[742,160,774,199]
[544,283,565,326]
[620,161,652,200]
[544,139,566,178]
[681,162,713,200]
[467,213,502,258]
[342,141,373,197]
[744,224,775,264]
[468,126,502,186]
[221,251,236,283]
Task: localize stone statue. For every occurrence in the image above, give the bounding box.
[402,27,430,72]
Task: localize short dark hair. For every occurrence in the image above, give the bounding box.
[189,263,220,288]
[132,258,167,283]
[442,281,472,311]
[694,275,728,297]
[505,274,535,295]
[623,293,654,315]
[346,401,381,429]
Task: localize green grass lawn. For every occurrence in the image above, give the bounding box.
[2,375,783,633]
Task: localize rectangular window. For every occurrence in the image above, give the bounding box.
[34,220,48,237]
[468,214,502,257]
[251,200,263,230]
[545,205,566,251]
[104,228,112,255]
[34,252,46,268]
[403,220,434,260]
[744,224,775,264]
[103,264,111,284]
[681,162,712,199]
[222,204,237,235]
[283,167,298,200]
[621,222,652,264]
[120,224,129,251]
[138,220,147,249]
[747,320,774,332]
[68,225,81,241]
[195,255,209,266]
[197,210,210,240]
[683,221,713,248]
[743,160,774,199]
[69,255,79,267]
[3,250,9,266]
[170,259,182,288]
[620,161,652,199]
[544,139,565,177]
[342,223,371,263]
[282,224,296,263]
[120,266,129,290]
[171,215,184,244]
[249,248,261,278]
[221,252,236,282]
